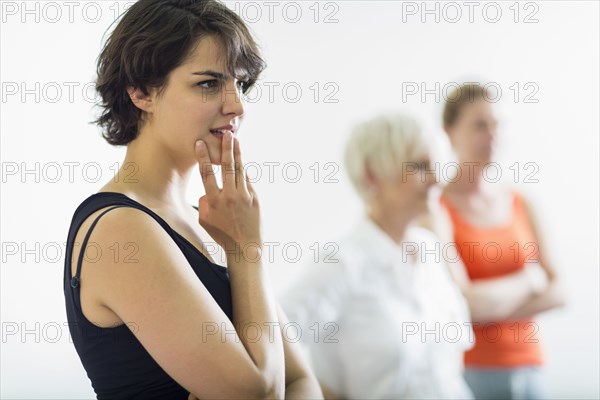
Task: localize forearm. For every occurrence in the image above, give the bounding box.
[507,279,567,320]
[320,383,340,400]
[466,268,537,322]
[285,376,324,400]
[228,246,285,397]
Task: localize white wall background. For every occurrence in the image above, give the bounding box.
[1,1,598,398]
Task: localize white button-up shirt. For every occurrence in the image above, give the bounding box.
[279,214,474,399]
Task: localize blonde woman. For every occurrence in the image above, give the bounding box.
[280,112,474,399]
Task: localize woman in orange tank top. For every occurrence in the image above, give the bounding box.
[429,83,566,400]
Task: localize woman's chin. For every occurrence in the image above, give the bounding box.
[205,149,221,165]
[415,199,429,213]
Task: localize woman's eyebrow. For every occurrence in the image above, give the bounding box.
[191,70,227,80]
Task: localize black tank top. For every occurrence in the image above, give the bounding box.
[63,192,233,399]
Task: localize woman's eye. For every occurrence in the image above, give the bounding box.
[196,80,219,89]
[237,80,249,91]
[475,121,488,131]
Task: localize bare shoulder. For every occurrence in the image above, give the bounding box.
[70,206,183,324]
[71,203,271,397]
[73,205,198,299]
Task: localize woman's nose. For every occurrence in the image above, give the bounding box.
[484,127,496,141]
[222,81,245,117]
[426,170,438,186]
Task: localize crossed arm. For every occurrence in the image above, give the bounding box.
[424,191,566,323]
[504,195,566,320]
[186,302,324,400]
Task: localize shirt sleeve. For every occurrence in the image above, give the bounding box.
[415,226,475,351]
[278,249,352,338]
[277,249,354,396]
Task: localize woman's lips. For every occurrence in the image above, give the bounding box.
[209,128,234,139]
[210,130,224,138]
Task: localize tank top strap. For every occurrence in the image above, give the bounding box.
[439,189,523,227]
[70,205,128,289]
[67,192,180,318]
[438,193,461,224]
[510,190,531,224]
[511,189,522,208]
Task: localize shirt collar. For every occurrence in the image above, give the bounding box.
[352,212,412,268]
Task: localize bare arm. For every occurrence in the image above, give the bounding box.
[320,384,341,400]
[93,135,284,399]
[506,195,567,319]
[194,134,285,398]
[458,267,545,322]
[272,303,323,400]
[87,209,281,399]
[228,247,285,399]
[507,281,565,320]
[185,298,304,400]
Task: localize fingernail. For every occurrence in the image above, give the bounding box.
[196,140,205,150]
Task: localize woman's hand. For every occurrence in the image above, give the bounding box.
[188,393,198,400]
[523,262,549,295]
[195,131,262,253]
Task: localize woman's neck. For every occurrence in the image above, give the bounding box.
[103,134,195,211]
[367,207,412,246]
[447,159,489,195]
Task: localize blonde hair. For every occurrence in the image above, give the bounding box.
[343,112,429,204]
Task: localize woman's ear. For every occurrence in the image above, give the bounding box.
[364,161,380,195]
[127,86,154,113]
[443,124,453,138]
[444,125,457,147]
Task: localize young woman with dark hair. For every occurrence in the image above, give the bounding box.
[63,1,323,398]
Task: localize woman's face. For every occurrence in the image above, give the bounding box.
[447,99,498,165]
[144,35,246,166]
[370,153,437,220]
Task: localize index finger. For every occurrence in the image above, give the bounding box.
[233,137,248,193]
[195,140,219,196]
[220,130,236,193]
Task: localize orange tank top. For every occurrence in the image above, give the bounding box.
[439,190,544,368]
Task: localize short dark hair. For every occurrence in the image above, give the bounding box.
[93,0,266,146]
[442,83,489,131]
